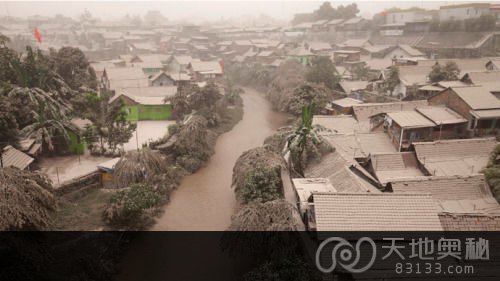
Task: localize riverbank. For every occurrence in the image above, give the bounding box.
[152,88,289,230]
[50,96,244,230]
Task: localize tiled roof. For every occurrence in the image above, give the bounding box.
[305,152,379,193]
[370,152,424,184]
[413,138,497,176]
[312,193,443,231]
[1,145,34,170]
[391,174,491,200]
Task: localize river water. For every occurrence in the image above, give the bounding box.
[152,87,288,230]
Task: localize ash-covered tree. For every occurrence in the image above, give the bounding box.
[305,56,339,90]
[167,82,222,126]
[232,146,286,204]
[383,66,401,95]
[0,167,55,230]
[286,82,330,116]
[49,46,97,90]
[429,61,461,83]
[0,96,19,150]
[20,102,78,152]
[72,90,136,154]
[286,104,332,176]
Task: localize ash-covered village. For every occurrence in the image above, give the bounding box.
[3,1,500,279]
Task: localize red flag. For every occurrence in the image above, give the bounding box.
[34,27,42,43]
[219,60,224,74]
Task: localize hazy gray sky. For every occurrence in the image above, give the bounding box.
[0,1,467,22]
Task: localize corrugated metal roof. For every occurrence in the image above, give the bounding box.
[387,111,435,128]
[416,106,467,125]
[391,174,491,200]
[352,100,428,123]
[1,145,34,170]
[312,193,443,231]
[452,86,500,110]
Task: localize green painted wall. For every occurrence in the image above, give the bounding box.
[142,68,163,75]
[68,131,86,154]
[124,105,139,121]
[123,104,171,121]
[138,104,172,120]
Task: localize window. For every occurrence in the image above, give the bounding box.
[127,108,132,115]
[467,8,470,15]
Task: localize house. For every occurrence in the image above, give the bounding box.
[305,41,333,55]
[335,38,372,52]
[412,138,497,176]
[292,178,336,218]
[439,3,493,22]
[305,152,380,194]
[1,145,34,170]
[306,193,443,232]
[460,71,500,93]
[326,19,345,32]
[103,67,149,91]
[384,110,437,150]
[367,152,424,185]
[337,81,369,97]
[384,44,425,59]
[428,86,500,136]
[385,8,433,25]
[329,97,363,115]
[333,50,360,64]
[391,174,500,230]
[310,20,329,32]
[148,71,175,87]
[255,50,278,64]
[337,17,367,32]
[381,106,467,150]
[188,60,223,81]
[286,47,314,66]
[166,55,194,73]
[110,87,177,121]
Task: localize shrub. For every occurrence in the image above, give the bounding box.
[103,184,162,229]
[240,165,283,204]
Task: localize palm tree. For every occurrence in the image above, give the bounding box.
[0,167,55,230]
[286,104,331,177]
[113,147,167,188]
[20,102,77,152]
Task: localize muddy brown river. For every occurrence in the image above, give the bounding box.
[152,87,289,230]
